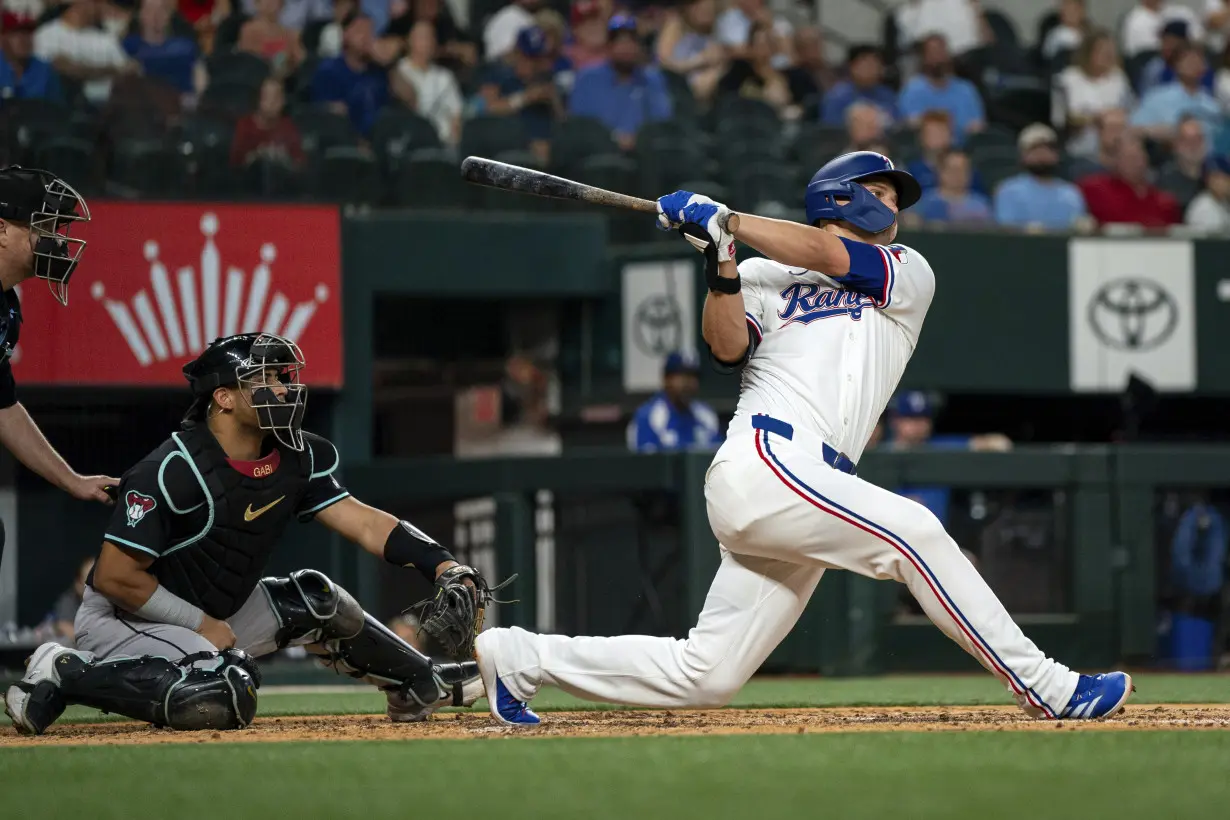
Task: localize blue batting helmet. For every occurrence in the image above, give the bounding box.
[804,151,922,234]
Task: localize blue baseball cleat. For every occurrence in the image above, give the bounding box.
[475,633,540,727]
[1059,672,1134,719]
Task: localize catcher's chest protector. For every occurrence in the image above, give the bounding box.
[152,423,312,619]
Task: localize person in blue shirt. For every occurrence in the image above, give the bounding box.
[123,0,201,95]
[897,34,985,145]
[0,12,62,102]
[1132,43,1222,146]
[916,149,993,224]
[821,44,896,126]
[478,26,562,162]
[1138,20,1214,94]
[904,108,987,194]
[627,351,722,453]
[569,14,673,152]
[993,123,1090,229]
[310,12,389,136]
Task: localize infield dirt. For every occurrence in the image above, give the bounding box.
[2,705,1228,746]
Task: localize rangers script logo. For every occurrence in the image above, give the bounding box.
[125,490,158,527]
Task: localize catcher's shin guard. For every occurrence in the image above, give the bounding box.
[316,612,480,710]
[58,649,261,731]
[259,569,366,650]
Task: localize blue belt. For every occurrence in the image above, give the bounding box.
[752,415,857,476]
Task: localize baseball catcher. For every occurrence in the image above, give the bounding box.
[5,332,501,735]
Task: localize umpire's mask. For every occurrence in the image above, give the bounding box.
[183,333,309,451]
[0,166,90,306]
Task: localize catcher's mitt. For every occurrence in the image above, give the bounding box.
[410,566,516,659]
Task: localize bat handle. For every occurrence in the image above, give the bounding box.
[718,211,740,234]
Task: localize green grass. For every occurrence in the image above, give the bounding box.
[3,732,1229,820]
[54,672,1230,724]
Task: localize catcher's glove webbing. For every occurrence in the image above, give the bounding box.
[411,566,517,659]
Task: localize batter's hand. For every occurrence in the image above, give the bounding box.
[70,474,122,505]
[658,192,736,262]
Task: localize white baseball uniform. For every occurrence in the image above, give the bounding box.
[479,242,1079,718]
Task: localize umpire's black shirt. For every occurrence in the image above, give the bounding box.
[0,288,22,409]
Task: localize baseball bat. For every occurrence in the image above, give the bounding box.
[460,156,659,215]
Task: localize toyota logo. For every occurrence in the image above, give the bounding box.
[633,294,683,356]
[1087,278,1178,351]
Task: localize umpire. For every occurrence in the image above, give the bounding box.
[0,166,119,566]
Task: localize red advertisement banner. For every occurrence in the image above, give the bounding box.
[12,202,343,387]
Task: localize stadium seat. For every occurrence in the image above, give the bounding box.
[239,156,303,200]
[293,107,360,161]
[792,123,849,169]
[660,69,700,125]
[731,162,798,212]
[551,116,618,176]
[317,146,381,205]
[212,13,249,55]
[965,126,1018,155]
[110,138,185,197]
[637,139,707,196]
[35,137,99,196]
[206,50,271,89]
[459,115,530,160]
[371,106,441,173]
[974,150,1022,193]
[575,154,642,241]
[714,96,781,133]
[178,116,236,197]
[391,147,469,208]
[290,56,320,106]
[200,79,261,121]
[0,98,70,163]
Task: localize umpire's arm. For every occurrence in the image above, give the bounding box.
[0,401,119,503]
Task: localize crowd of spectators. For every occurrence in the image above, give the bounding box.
[1,0,1230,232]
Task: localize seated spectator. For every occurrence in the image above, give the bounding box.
[34,0,138,105]
[480,25,561,162]
[1041,0,1088,63]
[315,0,355,58]
[905,109,987,193]
[383,0,477,74]
[1122,0,1203,58]
[715,0,793,69]
[534,8,572,94]
[655,0,724,104]
[822,44,895,126]
[1210,0,1230,55]
[1132,43,1221,144]
[785,25,831,106]
[894,0,983,59]
[1068,106,1129,177]
[0,11,62,101]
[309,11,387,136]
[390,20,461,145]
[916,148,992,224]
[993,123,1089,230]
[484,0,539,61]
[238,0,304,75]
[1158,114,1211,208]
[1054,30,1133,159]
[1078,134,1182,226]
[898,34,985,143]
[627,351,721,453]
[231,76,304,166]
[843,101,886,152]
[565,0,609,72]
[569,16,671,153]
[716,21,791,114]
[1186,154,1230,230]
[1139,20,1213,93]
[51,557,94,645]
[123,0,202,95]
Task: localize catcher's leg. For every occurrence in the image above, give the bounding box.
[244,569,481,721]
[5,642,259,735]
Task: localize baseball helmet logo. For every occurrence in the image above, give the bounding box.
[125,490,157,527]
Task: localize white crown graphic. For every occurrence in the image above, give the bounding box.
[93,213,330,367]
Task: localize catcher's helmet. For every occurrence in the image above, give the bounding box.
[182,333,308,451]
[804,151,921,234]
[0,165,90,305]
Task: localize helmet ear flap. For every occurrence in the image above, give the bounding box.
[805,178,897,234]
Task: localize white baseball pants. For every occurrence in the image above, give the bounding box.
[480,424,1079,717]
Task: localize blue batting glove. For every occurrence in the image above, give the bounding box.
[655,190,697,230]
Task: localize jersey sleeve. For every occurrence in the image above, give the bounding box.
[710,257,769,373]
[842,243,935,346]
[103,459,173,558]
[298,431,351,521]
[0,360,15,410]
[627,403,664,452]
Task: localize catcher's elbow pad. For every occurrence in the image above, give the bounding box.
[383,520,455,581]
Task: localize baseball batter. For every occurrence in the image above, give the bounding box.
[475,151,1132,724]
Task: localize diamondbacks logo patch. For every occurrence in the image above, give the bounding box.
[125,490,157,527]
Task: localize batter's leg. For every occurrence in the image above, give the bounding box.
[726,427,1080,717]
[477,549,824,713]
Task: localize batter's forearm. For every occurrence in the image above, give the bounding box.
[702,259,749,363]
[0,402,78,491]
[729,213,851,274]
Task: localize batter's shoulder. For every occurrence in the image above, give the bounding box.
[736,256,795,285]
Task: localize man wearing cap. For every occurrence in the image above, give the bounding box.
[570,14,672,153]
[627,351,722,453]
[0,11,63,102]
[310,11,389,137]
[1131,42,1221,145]
[1122,0,1203,59]
[992,123,1090,230]
[1139,20,1214,94]
[483,0,541,61]
[479,25,561,163]
[0,167,120,568]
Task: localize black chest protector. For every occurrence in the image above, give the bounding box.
[151,422,312,619]
[0,289,22,365]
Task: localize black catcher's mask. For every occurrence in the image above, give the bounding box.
[0,166,90,305]
[182,333,308,451]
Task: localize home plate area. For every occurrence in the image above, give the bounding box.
[4,705,1229,747]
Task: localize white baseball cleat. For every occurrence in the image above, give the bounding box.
[4,642,93,736]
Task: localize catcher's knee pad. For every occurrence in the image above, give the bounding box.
[260,569,366,649]
[57,649,260,731]
[317,613,475,709]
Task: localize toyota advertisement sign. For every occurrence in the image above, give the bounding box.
[11,203,343,387]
